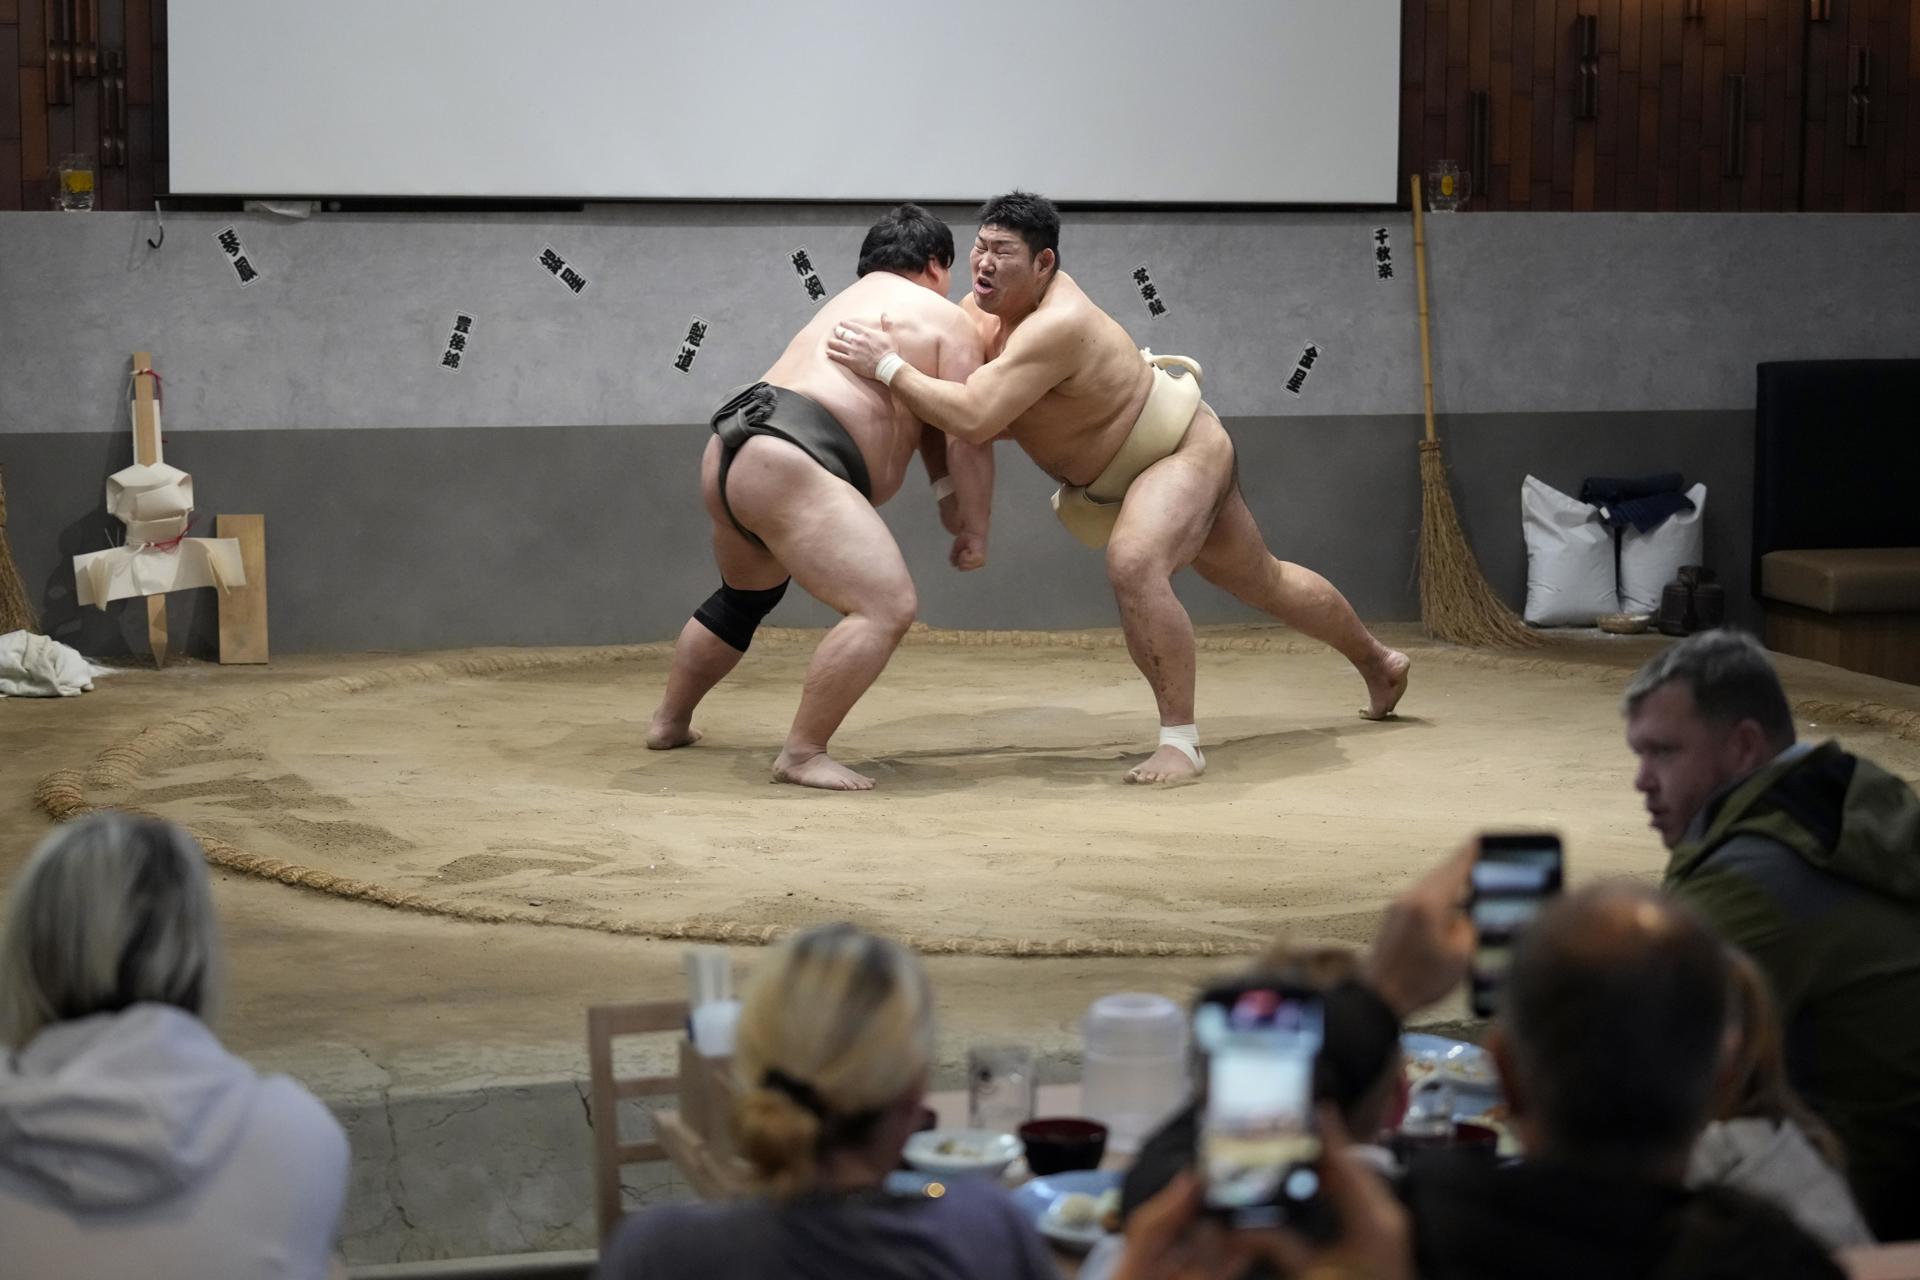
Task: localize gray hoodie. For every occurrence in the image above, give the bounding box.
[1687,1117,1874,1250]
[0,1003,348,1280]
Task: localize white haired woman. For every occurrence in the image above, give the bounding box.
[598,922,1058,1279]
[0,812,349,1279]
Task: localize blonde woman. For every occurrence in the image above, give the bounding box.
[599,923,1056,1278]
[1687,947,1874,1248]
[0,813,349,1280]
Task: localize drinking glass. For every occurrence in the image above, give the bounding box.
[1427,160,1470,212]
[967,1044,1037,1134]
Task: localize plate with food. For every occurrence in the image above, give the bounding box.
[902,1129,1024,1179]
[1011,1169,1124,1253]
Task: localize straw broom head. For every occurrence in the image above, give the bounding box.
[0,465,38,634]
[1418,442,1540,647]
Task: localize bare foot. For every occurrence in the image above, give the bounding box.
[645,713,702,750]
[1124,744,1205,786]
[1360,649,1411,721]
[773,748,875,791]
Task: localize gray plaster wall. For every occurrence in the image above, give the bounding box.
[3,205,1907,653]
[3,209,1917,434]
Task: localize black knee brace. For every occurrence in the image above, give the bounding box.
[693,578,791,652]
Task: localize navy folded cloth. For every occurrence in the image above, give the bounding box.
[1580,473,1695,532]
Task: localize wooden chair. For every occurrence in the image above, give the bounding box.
[656,1041,750,1200]
[585,1000,689,1242]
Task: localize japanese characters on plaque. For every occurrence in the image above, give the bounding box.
[672,317,710,374]
[536,243,590,295]
[1131,265,1168,318]
[790,247,827,303]
[214,225,262,287]
[1372,227,1394,281]
[439,312,475,372]
[1285,341,1323,396]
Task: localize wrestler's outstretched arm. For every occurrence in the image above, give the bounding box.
[943,437,993,572]
[916,425,965,535]
[934,316,993,571]
[828,311,1071,446]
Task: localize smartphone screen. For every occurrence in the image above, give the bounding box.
[1193,985,1326,1229]
[1470,833,1565,1018]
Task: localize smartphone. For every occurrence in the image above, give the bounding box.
[1192,982,1335,1235]
[1469,832,1565,1018]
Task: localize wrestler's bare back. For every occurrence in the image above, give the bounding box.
[761,273,975,504]
[961,272,1155,487]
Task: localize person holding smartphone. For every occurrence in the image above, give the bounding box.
[1110,1115,1414,1280]
[1082,852,1475,1280]
[1095,840,1844,1280]
[1402,882,1843,1280]
[1354,835,1839,1279]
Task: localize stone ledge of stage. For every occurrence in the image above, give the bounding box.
[255,1029,1090,1265]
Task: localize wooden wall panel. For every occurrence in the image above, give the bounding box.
[1889,0,1910,202]
[125,98,150,207]
[0,22,17,142]
[1512,0,1538,198]
[124,0,147,101]
[17,0,39,65]
[1401,0,1918,211]
[0,138,18,207]
[19,64,46,203]
[2,0,154,208]
[1402,0,1427,206]
[1490,0,1513,205]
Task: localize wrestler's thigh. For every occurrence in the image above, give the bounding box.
[1106,408,1235,576]
[729,441,914,617]
[1192,486,1276,590]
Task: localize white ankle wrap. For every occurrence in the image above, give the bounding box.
[1158,723,1204,769]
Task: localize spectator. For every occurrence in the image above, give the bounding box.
[1403,884,1843,1280]
[1623,628,1920,1239]
[1688,946,1873,1249]
[597,922,1056,1279]
[0,812,350,1280]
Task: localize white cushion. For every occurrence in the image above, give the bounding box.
[1522,475,1618,626]
[1619,483,1707,615]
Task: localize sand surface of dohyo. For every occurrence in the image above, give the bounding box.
[12,624,1920,1070]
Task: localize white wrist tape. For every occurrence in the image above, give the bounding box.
[875,352,906,386]
[1158,723,1205,769]
[930,476,956,501]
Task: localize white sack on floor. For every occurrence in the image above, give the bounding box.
[0,631,101,697]
[1619,483,1708,615]
[1522,475,1618,626]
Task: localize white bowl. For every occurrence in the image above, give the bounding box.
[902,1129,1023,1179]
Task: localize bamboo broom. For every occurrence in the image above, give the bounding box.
[1411,175,1539,648]
[0,465,36,634]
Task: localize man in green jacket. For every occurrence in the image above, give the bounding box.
[1624,629,1920,1241]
